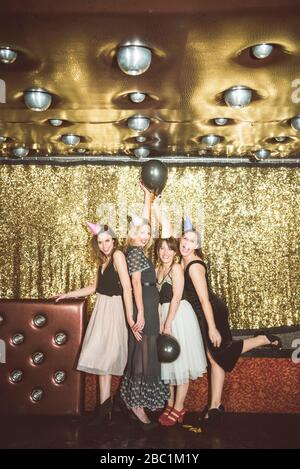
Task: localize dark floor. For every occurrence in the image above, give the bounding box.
[1,410,300,449]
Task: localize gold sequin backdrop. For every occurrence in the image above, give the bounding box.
[0,164,299,329]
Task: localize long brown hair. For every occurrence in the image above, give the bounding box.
[91,224,119,266]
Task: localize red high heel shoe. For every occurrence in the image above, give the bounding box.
[158,405,173,425]
[160,407,187,426]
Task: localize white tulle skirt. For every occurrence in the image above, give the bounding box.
[161,299,207,385]
[77,293,128,376]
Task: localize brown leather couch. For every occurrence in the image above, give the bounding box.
[0,299,87,416]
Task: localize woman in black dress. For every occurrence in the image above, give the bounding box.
[181,228,282,423]
[55,223,132,425]
[120,186,170,429]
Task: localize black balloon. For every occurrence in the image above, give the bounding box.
[157,334,180,363]
[141,160,168,195]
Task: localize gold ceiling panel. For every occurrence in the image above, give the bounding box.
[0,0,299,159]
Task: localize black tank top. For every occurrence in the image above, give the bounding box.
[184,259,211,295]
[96,260,122,296]
[157,272,186,304]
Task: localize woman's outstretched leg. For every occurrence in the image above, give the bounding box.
[242,334,280,353]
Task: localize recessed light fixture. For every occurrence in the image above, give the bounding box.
[201,134,221,147]
[251,43,273,59]
[129,92,147,103]
[134,146,150,158]
[224,86,252,108]
[77,147,87,154]
[24,88,52,111]
[214,118,229,126]
[0,47,17,64]
[291,115,300,131]
[13,146,29,158]
[117,45,152,75]
[61,134,81,146]
[49,119,63,127]
[254,149,271,159]
[274,136,287,143]
[136,135,147,143]
[127,115,150,132]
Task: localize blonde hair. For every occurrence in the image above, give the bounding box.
[127,217,152,252]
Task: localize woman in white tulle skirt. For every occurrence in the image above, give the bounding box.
[156,237,207,426]
[54,223,134,426]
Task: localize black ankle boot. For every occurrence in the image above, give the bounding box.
[88,397,112,427]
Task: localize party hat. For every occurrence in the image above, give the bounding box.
[86,221,101,235]
[184,215,193,232]
[131,214,143,226]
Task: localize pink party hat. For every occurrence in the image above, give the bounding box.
[86,221,101,235]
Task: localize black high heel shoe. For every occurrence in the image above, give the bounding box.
[254,330,283,350]
[123,405,158,431]
[88,397,113,427]
[117,396,138,422]
[199,404,225,426]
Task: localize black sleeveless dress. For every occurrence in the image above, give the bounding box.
[120,246,170,410]
[184,260,243,372]
[96,260,123,296]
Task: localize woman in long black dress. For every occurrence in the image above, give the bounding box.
[181,228,282,423]
[120,186,170,429]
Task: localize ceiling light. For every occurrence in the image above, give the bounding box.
[0,47,17,64]
[136,136,147,143]
[24,88,52,111]
[49,119,63,127]
[251,43,273,59]
[224,86,252,108]
[61,134,81,146]
[291,115,300,131]
[13,146,29,158]
[127,115,150,132]
[201,134,221,147]
[134,146,150,158]
[274,136,287,143]
[129,92,146,103]
[214,118,229,126]
[254,149,271,159]
[0,136,8,143]
[117,45,152,75]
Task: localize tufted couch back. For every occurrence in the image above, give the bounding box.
[0,299,87,416]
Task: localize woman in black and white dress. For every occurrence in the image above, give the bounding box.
[120,185,170,429]
[156,237,207,426]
